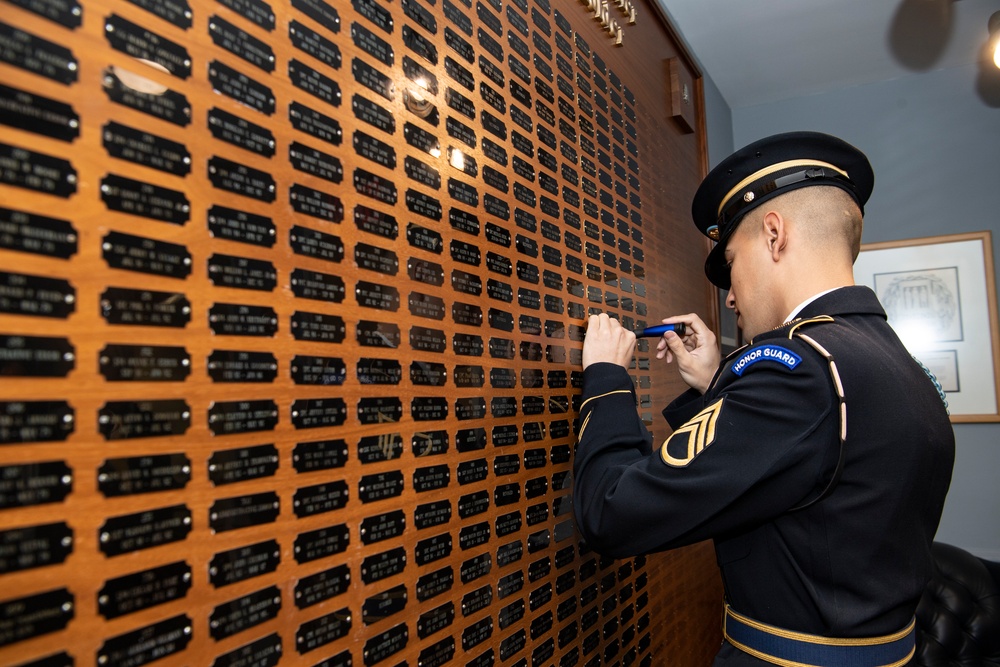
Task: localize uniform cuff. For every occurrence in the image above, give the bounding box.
[582,362,634,399]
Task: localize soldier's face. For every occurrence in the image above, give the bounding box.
[723,222,776,340]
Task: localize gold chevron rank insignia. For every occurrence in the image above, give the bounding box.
[660,399,724,467]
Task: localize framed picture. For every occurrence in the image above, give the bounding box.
[853,231,1000,422]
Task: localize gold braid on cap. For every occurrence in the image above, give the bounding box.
[717,159,848,218]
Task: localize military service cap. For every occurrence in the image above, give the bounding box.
[692,131,874,289]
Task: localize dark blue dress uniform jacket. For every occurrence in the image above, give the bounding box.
[573,287,954,656]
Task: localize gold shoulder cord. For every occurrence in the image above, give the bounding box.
[786,320,847,513]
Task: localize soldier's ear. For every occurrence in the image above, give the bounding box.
[761,210,786,260]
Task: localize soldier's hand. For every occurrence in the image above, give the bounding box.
[582,314,636,370]
[655,313,719,394]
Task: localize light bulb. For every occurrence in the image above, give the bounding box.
[994,39,1000,69]
[990,11,1000,69]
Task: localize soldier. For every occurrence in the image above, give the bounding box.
[573,131,954,666]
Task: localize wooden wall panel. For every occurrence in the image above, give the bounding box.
[0,0,723,664]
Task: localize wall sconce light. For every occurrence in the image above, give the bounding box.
[990,11,1000,69]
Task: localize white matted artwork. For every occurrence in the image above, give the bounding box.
[853,231,1000,422]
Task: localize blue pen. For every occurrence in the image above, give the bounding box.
[636,323,686,338]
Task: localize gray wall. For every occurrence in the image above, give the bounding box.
[708,64,1000,559]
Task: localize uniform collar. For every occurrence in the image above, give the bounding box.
[754,286,886,343]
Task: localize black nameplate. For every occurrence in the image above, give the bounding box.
[492,424,518,446]
[410,394,448,423]
[207,303,276,338]
[353,0,393,33]
[459,490,490,519]
[358,433,402,462]
[415,533,453,566]
[496,509,522,537]
[419,602,455,639]
[104,343,191,383]
[102,66,191,127]
[290,142,343,184]
[297,607,352,654]
[294,480,349,518]
[359,471,404,504]
[463,617,494,652]
[361,546,406,583]
[446,116,476,148]
[451,303,482,329]
[446,87,475,122]
[403,55,437,95]
[206,400,277,437]
[352,57,394,100]
[494,454,520,476]
[296,563,350,609]
[0,83,79,142]
[352,21,394,66]
[354,282,399,314]
[496,540,522,568]
[0,460,69,510]
[491,368,516,388]
[289,58,342,106]
[208,60,274,116]
[407,326,445,353]
[102,232,191,281]
[412,429,448,456]
[481,110,508,142]
[403,121,439,156]
[207,349,277,383]
[406,223,443,254]
[356,320,400,348]
[207,444,278,486]
[101,175,189,225]
[290,226,344,265]
[361,509,406,544]
[363,623,408,666]
[403,24,437,66]
[295,524,349,563]
[103,19,187,80]
[0,521,72,574]
[414,499,451,530]
[206,208,275,250]
[407,259,444,288]
[209,540,280,588]
[209,156,276,201]
[99,561,191,619]
[452,364,484,388]
[354,168,398,204]
[207,254,276,291]
[491,396,517,418]
[461,586,493,620]
[500,600,526,631]
[417,567,454,603]
[290,268,345,303]
[527,504,550,527]
[409,291,446,320]
[6,0,82,28]
[97,614,192,667]
[451,270,482,296]
[292,0,340,31]
[290,102,342,148]
[354,132,396,171]
[443,0,472,34]
[497,571,523,600]
[363,584,407,625]
[351,97,395,139]
[98,453,190,496]
[452,332,483,357]
[0,143,76,197]
[99,504,191,556]
[209,14,274,72]
[210,492,279,532]
[0,24,78,84]
[404,156,440,189]
[213,633,282,667]
[456,458,488,485]
[478,28,503,64]
[355,242,399,276]
[293,438,347,472]
[287,25,339,74]
[357,395,402,422]
[290,185,345,223]
[402,0,436,32]
[520,315,542,335]
[0,272,72,321]
[0,208,77,261]
[413,463,450,492]
[459,521,490,550]
[221,0,275,29]
[291,397,347,429]
[524,449,546,468]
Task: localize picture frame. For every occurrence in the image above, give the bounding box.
[853,231,1000,422]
